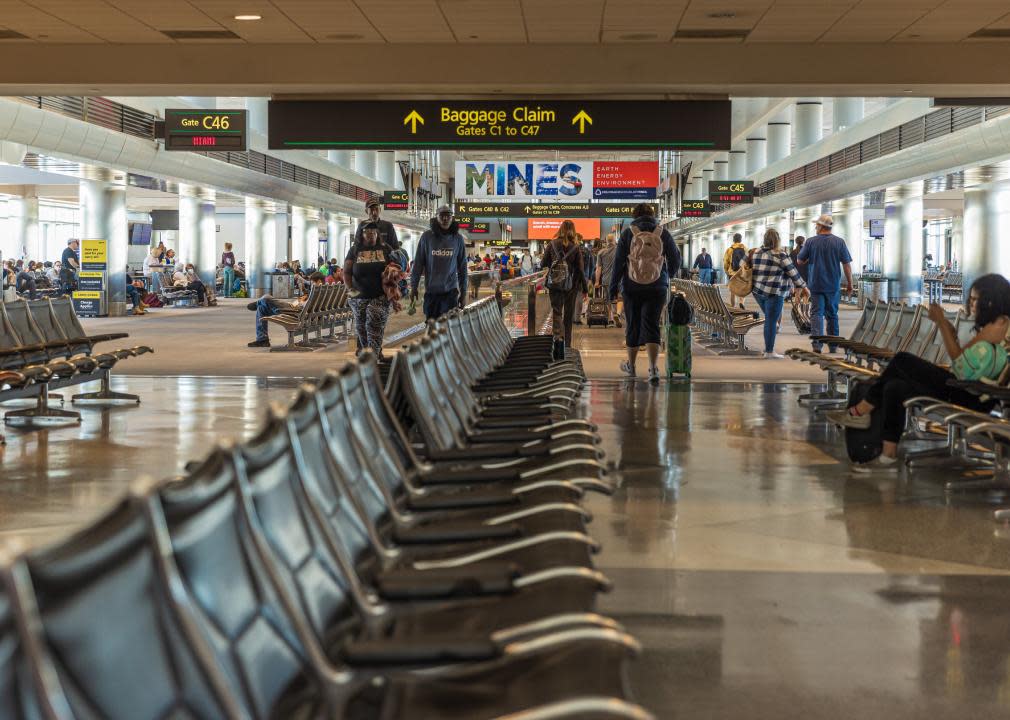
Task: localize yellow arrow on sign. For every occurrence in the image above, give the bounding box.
[404,110,424,134]
[572,110,592,134]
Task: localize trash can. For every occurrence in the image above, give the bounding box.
[268,272,292,299]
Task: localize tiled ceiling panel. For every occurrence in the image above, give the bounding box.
[107,0,222,30]
[357,0,456,42]
[601,0,688,43]
[821,0,943,42]
[22,0,171,42]
[0,0,101,42]
[439,0,527,43]
[895,0,1010,41]
[748,0,857,42]
[271,0,382,42]
[188,1,313,42]
[521,0,606,43]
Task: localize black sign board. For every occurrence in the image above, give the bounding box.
[164,109,247,151]
[269,100,730,151]
[383,190,409,211]
[468,222,491,234]
[679,200,711,218]
[456,215,474,229]
[455,202,656,218]
[708,181,755,204]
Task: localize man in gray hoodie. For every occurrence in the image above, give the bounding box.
[410,204,469,320]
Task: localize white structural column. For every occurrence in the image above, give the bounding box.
[245,97,268,136]
[376,151,397,187]
[325,212,340,262]
[795,99,824,150]
[713,153,729,181]
[355,150,377,179]
[327,150,354,168]
[833,98,865,133]
[766,119,792,165]
[884,183,924,301]
[701,166,715,198]
[178,184,217,287]
[963,182,1010,287]
[745,136,767,175]
[80,177,128,316]
[831,196,865,273]
[290,206,320,267]
[728,145,747,178]
[692,172,705,200]
[245,199,276,299]
[10,191,39,260]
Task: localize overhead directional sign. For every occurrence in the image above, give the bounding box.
[680,200,711,218]
[708,181,755,204]
[454,202,656,218]
[164,109,247,151]
[382,190,409,210]
[269,100,730,151]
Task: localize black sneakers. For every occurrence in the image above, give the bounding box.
[247,301,258,311]
[247,339,270,348]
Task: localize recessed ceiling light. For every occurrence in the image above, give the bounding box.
[707,11,736,19]
[234,14,262,21]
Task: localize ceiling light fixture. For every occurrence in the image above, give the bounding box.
[234,14,262,21]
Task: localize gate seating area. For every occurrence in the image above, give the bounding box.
[265,283,353,352]
[672,278,763,356]
[0,296,152,443]
[786,299,1010,518]
[0,296,652,720]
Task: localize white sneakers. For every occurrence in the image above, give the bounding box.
[620,361,636,377]
[763,352,785,359]
[648,366,660,384]
[851,456,899,473]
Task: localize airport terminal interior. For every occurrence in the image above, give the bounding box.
[6,2,1010,719]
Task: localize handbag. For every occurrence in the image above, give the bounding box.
[727,262,753,297]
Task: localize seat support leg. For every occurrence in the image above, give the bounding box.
[5,385,81,427]
[72,370,140,405]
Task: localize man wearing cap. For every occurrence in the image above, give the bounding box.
[411,204,468,320]
[796,214,854,354]
[355,198,400,250]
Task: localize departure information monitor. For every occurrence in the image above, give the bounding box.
[680,200,711,218]
[382,191,409,210]
[268,100,730,151]
[164,109,247,151]
[454,202,656,218]
[708,181,755,204]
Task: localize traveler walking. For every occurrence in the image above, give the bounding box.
[609,203,681,384]
[410,204,468,321]
[748,229,809,359]
[520,248,534,276]
[355,198,400,250]
[693,247,715,284]
[826,274,1010,472]
[220,242,237,297]
[574,234,594,324]
[345,221,395,357]
[790,236,808,283]
[543,220,588,360]
[595,233,622,328]
[796,215,854,353]
[723,234,748,309]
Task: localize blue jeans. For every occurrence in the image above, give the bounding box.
[126,285,142,308]
[752,289,785,353]
[698,268,714,284]
[810,289,841,351]
[254,296,283,341]
[222,267,235,297]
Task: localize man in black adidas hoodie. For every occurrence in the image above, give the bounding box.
[410,204,468,320]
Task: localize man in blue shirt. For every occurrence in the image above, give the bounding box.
[796,214,854,353]
[693,247,714,284]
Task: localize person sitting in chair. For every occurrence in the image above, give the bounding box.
[247,272,324,348]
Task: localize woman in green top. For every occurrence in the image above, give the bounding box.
[828,273,1010,472]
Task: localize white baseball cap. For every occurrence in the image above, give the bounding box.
[813,214,834,229]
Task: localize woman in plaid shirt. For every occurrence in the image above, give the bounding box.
[749,228,809,358]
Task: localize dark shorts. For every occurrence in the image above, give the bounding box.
[623,287,668,347]
[423,289,460,320]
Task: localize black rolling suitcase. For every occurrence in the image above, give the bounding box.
[586,287,611,327]
[844,380,884,463]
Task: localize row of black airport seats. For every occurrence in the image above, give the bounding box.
[265,283,353,352]
[0,297,152,443]
[786,300,1010,512]
[0,297,652,720]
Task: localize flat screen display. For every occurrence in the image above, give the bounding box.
[129,223,152,246]
[869,219,884,238]
[527,218,601,240]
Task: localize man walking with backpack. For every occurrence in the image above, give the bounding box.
[610,203,681,384]
[723,233,748,309]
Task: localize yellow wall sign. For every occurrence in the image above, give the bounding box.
[80,239,107,265]
[72,291,101,299]
[78,271,103,279]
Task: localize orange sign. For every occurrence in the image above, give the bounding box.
[527,218,600,240]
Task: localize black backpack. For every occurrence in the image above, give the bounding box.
[546,242,578,292]
[731,246,747,272]
[668,293,693,326]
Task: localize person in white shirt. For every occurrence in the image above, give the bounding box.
[520,249,534,276]
[45,261,61,286]
[143,249,163,292]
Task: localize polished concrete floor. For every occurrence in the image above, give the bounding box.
[3,331,1010,717]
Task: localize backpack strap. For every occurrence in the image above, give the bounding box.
[631,226,641,237]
